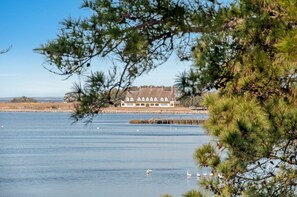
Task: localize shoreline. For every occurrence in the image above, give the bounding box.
[0,102,207,114]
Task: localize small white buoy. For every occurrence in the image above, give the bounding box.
[203,173,207,176]
[196,173,201,177]
[97,127,100,130]
[136,129,139,132]
[1,125,3,128]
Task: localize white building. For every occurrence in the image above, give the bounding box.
[121,86,176,107]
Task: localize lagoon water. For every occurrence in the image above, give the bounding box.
[0,112,210,197]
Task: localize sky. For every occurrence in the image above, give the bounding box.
[0,0,190,97]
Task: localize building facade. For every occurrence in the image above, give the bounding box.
[121,86,176,107]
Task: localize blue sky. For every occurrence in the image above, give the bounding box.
[0,0,190,97]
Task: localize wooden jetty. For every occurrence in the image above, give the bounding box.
[129,118,205,125]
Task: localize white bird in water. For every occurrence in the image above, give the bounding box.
[0,125,3,128]
[187,170,192,178]
[196,173,201,177]
[146,169,152,175]
[203,173,207,176]
[210,172,214,176]
[136,129,140,132]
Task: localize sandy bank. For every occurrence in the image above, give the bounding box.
[0,102,74,112]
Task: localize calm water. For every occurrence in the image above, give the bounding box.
[0,112,211,197]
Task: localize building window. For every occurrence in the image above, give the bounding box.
[154,97,158,101]
[146,97,149,101]
[150,97,153,101]
[142,97,145,101]
[130,97,134,101]
[155,103,159,106]
[126,97,130,101]
[136,104,140,106]
[160,97,164,101]
[137,97,141,101]
[164,97,168,101]
[141,103,145,106]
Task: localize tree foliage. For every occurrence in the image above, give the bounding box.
[0,46,11,55]
[175,70,204,107]
[36,0,297,196]
[183,190,203,197]
[10,96,38,103]
[191,0,297,196]
[35,0,223,121]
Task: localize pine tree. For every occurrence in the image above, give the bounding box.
[35,0,224,122]
[36,0,297,195]
[191,1,297,196]
[0,46,11,55]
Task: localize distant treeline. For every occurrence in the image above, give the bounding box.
[0,97,64,103]
[10,96,38,103]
